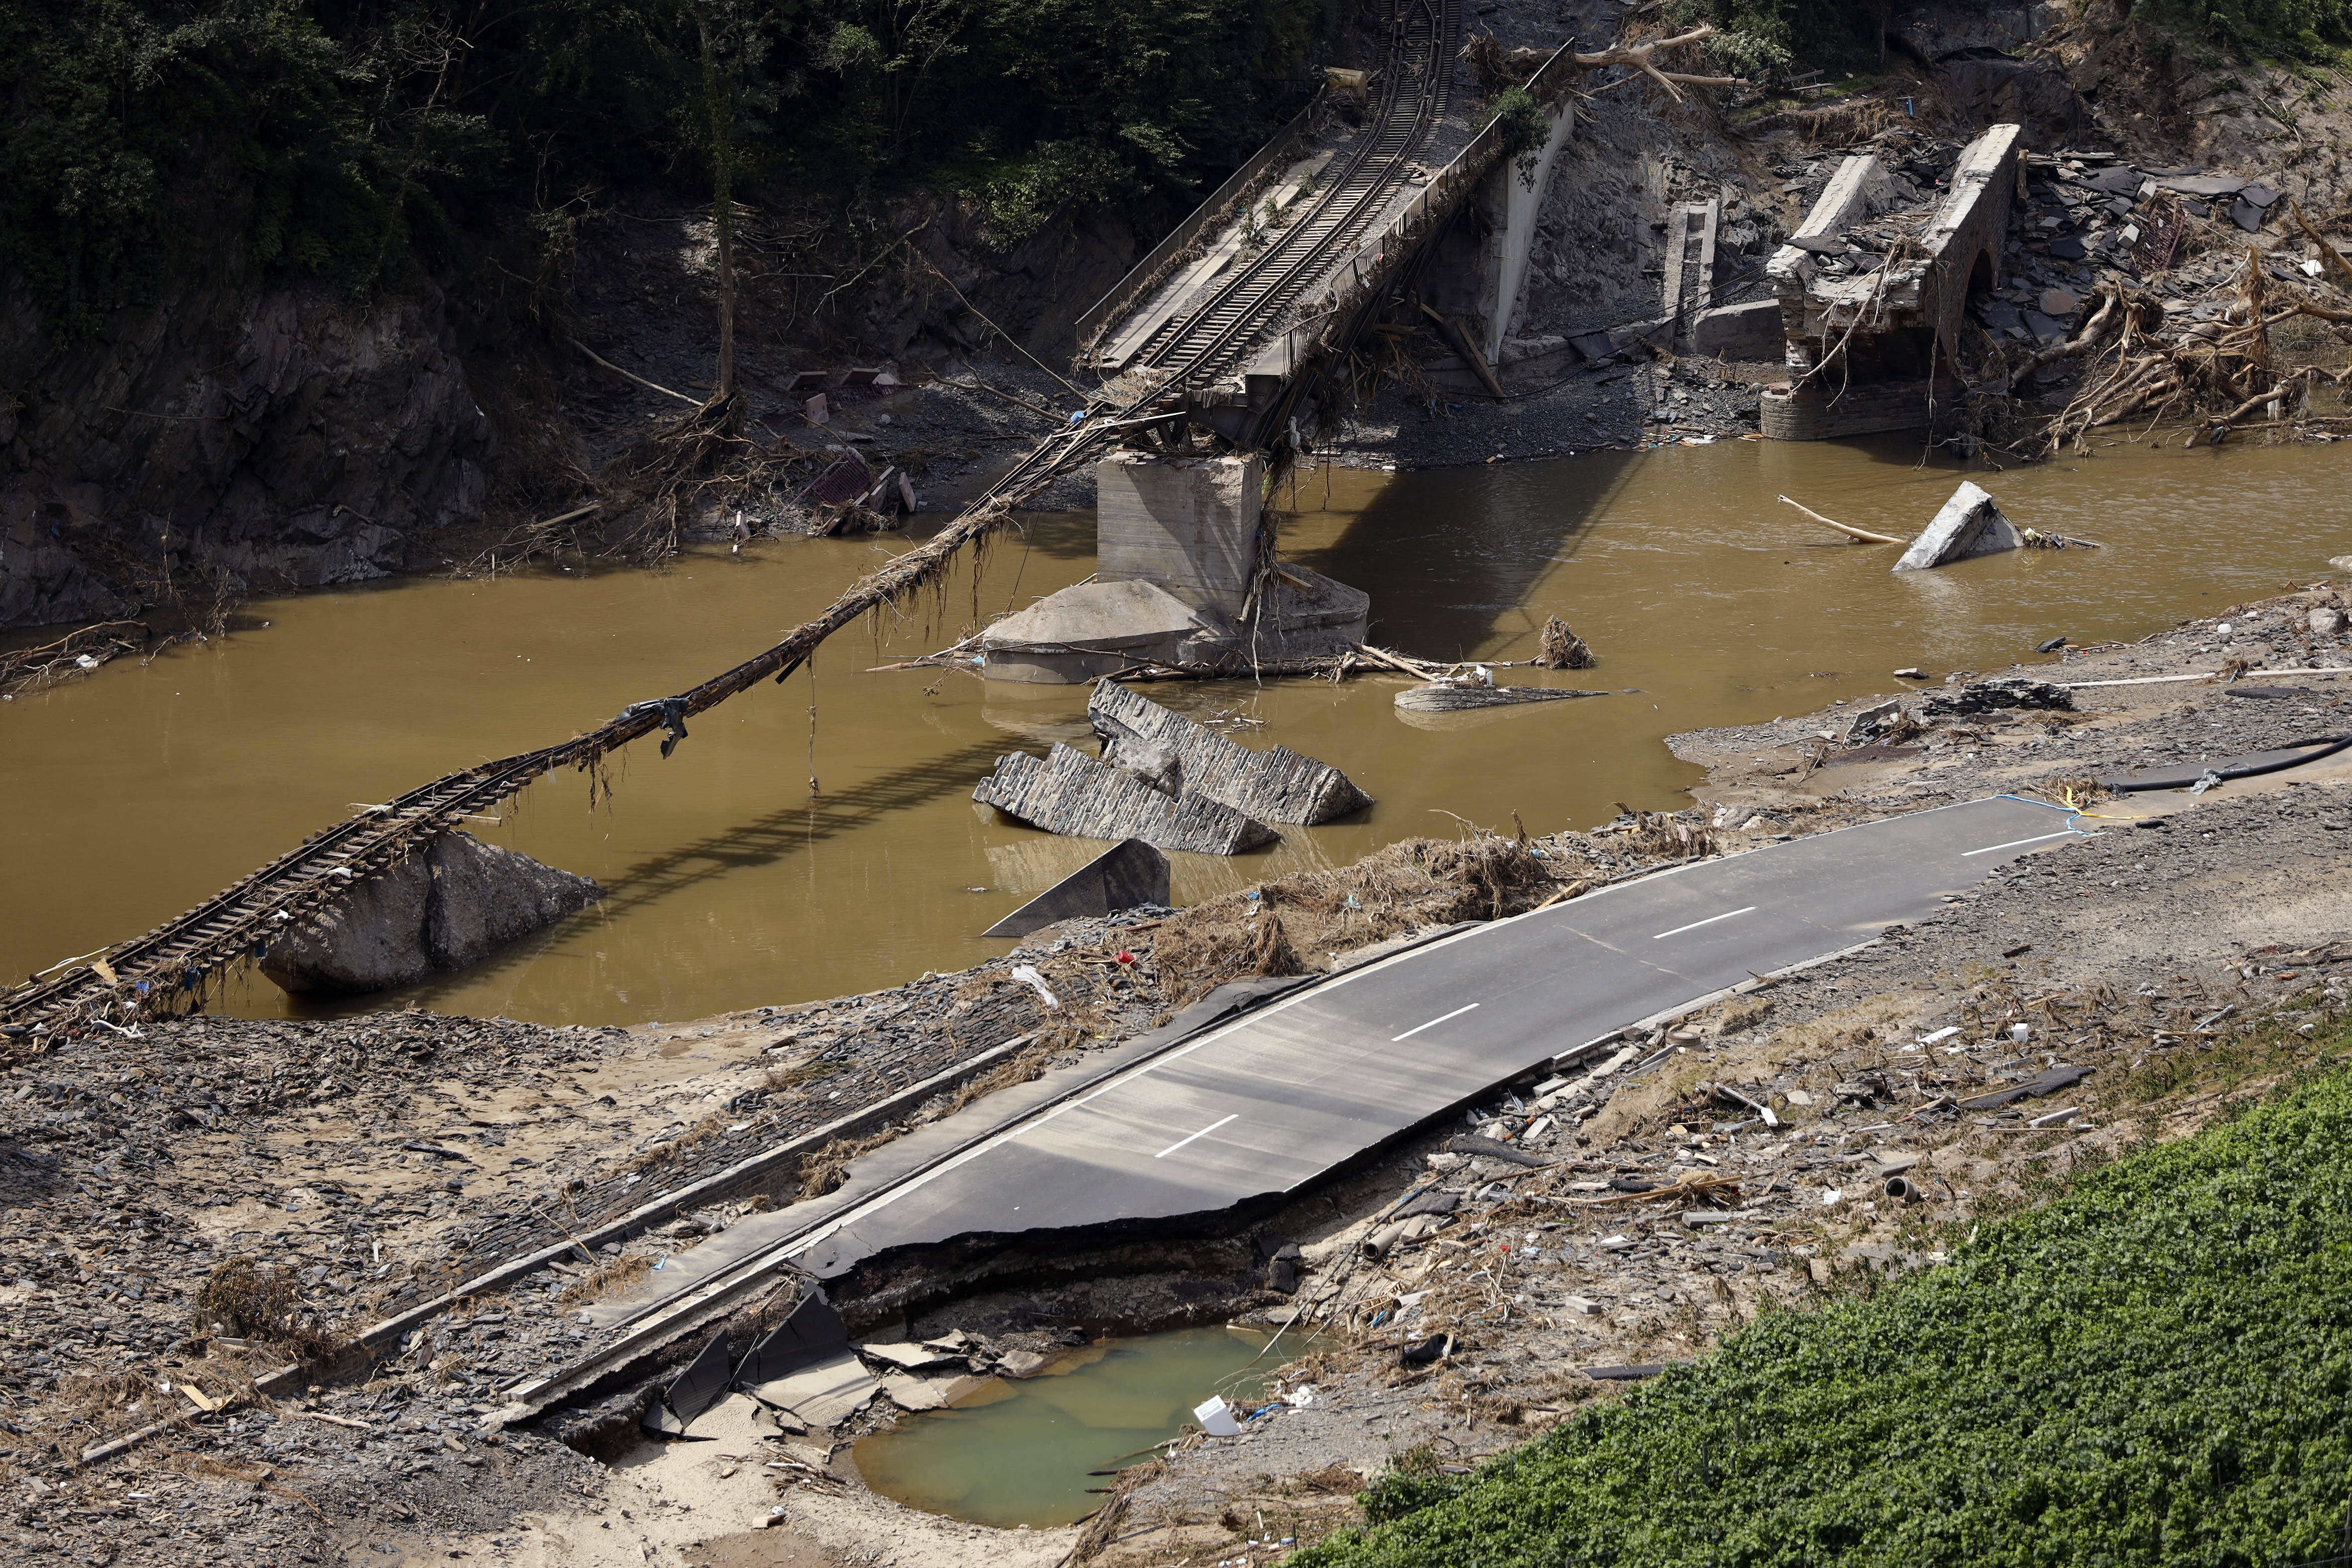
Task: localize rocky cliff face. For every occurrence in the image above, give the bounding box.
[1,266,493,631]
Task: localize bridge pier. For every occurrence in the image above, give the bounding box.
[980,449,1368,684]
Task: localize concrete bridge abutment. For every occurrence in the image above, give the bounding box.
[979,450,1368,684]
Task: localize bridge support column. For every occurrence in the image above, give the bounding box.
[979,449,1367,684]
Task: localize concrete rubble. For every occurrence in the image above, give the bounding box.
[972,741,1279,854]
[257,830,600,996]
[1089,681,1371,825]
[981,838,1171,939]
[1892,480,2024,571]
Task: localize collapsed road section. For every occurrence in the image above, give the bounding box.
[493,792,2081,1435]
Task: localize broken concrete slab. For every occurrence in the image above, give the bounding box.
[747,1350,880,1430]
[1090,682,1371,825]
[641,1328,734,1436]
[982,837,1170,938]
[2156,174,2245,199]
[973,742,1278,854]
[879,1373,957,1412]
[857,1340,968,1373]
[259,830,599,996]
[1394,683,1604,713]
[1892,482,2024,572]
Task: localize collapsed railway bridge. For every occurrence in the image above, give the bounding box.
[3,0,1618,1037]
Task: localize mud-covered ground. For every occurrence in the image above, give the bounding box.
[15,574,2342,1568]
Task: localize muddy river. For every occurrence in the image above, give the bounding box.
[6,436,2348,1025]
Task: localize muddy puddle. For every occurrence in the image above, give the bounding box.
[5,435,2350,1025]
[850,1325,1304,1528]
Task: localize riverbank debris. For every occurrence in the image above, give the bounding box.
[1893,482,2024,572]
[1090,682,1372,825]
[258,831,600,996]
[974,743,1278,853]
[983,839,1171,938]
[1535,616,1598,669]
[1919,677,2076,717]
[1776,494,1900,545]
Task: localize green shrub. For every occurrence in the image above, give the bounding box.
[1305,1048,2352,1567]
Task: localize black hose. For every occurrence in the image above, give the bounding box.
[2098,734,2352,793]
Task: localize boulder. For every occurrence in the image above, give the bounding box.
[260,830,600,995]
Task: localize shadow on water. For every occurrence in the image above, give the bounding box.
[1284,450,1646,661]
[338,737,1019,1019]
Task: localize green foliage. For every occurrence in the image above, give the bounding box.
[3,0,1335,325]
[1666,0,1889,77]
[1305,1046,2352,1567]
[1,0,498,327]
[1477,87,1549,190]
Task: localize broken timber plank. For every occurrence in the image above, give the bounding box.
[973,743,1279,854]
[1089,681,1371,825]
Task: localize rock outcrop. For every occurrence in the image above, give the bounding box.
[259,831,599,995]
[2,272,492,631]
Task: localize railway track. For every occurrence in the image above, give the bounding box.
[1129,0,1461,383]
[2,0,1462,1040]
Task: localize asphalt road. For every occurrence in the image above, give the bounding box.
[770,793,2082,1278]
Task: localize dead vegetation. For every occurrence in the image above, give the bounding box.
[1153,835,1581,1007]
[557,1253,653,1307]
[2041,233,2352,452]
[0,619,149,698]
[190,1258,352,1367]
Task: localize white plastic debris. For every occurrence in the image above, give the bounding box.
[1009,964,1059,1009]
[1194,1395,1242,1437]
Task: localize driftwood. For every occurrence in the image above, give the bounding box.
[1776,494,1900,545]
[2042,254,2352,451]
[1089,682,1371,825]
[973,743,1278,854]
[1534,616,1596,669]
[1395,684,1606,713]
[1570,26,1740,102]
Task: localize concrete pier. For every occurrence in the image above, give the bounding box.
[1096,452,1265,618]
[980,449,1368,684]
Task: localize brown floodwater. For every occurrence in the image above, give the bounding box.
[6,434,2350,1026]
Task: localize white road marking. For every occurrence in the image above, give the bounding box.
[1155,1113,1238,1160]
[1392,1002,1480,1042]
[1652,905,1756,940]
[1962,829,2081,857]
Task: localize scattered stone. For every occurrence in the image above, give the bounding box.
[1919,677,2075,717]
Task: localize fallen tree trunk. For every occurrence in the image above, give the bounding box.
[1569,26,1739,101]
[1775,494,1900,545]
